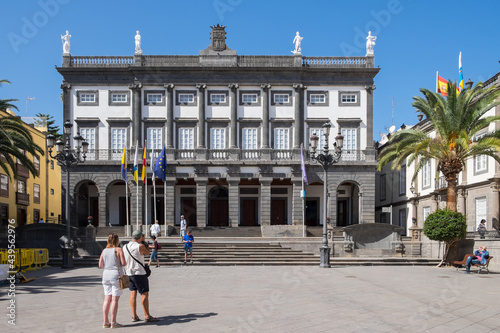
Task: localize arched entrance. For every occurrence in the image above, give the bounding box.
[208,186,228,227]
[106,181,130,226]
[76,181,99,226]
[337,181,361,227]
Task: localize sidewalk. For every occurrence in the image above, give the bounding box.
[2,264,499,333]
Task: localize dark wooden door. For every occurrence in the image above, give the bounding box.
[209,200,228,227]
[181,198,197,227]
[17,208,26,226]
[151,197,164,226]
[240,198,257,226]
[91,197,99,227]
[271,198,287,225]
[119,197,130,226]
[337,199,348,227]
[305,198,319,226]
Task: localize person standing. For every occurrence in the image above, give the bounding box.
[465,245,490,273]
[38,218,44,223]
[124,230,159,322]
[150,220,161,237]
[98,233,126,328]
[148,235,160,268]
[183,230,194,264]
[477,219,487,239]
[180,215,187,239]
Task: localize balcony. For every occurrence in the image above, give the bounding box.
[82,148,377,164]
[435,176,448,190]
[16,163,29,178]
[16,192,29,206]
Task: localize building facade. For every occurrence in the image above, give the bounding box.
[0,110,62,226]
[56,26,380,233]
[376,72,500,237]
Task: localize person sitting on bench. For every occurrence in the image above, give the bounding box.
[465,245,489,274]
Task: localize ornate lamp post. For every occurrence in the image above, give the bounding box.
[310,122,343,268]
[47,120,88,268]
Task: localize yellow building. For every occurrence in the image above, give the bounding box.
[0,109,62,226]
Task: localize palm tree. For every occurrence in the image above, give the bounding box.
[0,79,19,112]
[377,81,500,212]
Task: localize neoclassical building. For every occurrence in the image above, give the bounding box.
[56,26,380,234]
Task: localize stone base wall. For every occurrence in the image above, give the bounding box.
[261,225,304,237]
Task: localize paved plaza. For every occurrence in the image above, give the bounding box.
[1,264,499,333]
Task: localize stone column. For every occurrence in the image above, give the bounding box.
[291,179,303,226]
[261,84,271,148]
[260,179,272,225]
[229,84,239,148]
[98,189,107,227]
[129,82,143,145]
[365,84,376,148]
[457,188,466,216]
[61,82,71,123]
[292,84,305,148]
[130,184,143,229]
[228,179,239,227]
[165,179,176,228]
[165,84,175,148]
[431,193,438,211]
[196,84,207,148]
[489,181,499,231]
[196,178,208,227]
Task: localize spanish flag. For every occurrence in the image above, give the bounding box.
[437,72,449,97]
[458,52,464,91]
[141,140,147,183]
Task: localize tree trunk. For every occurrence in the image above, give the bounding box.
[446,176,458,212]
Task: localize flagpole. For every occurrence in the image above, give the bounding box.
[126,180,129,237]
[145,170,148,237]
[436,71,439,94]
[152,149,157,221]
[164,181,167,235]
[135,141,139,232]
[301,144,305,238]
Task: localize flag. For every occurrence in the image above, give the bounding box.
[458,52,464,91]
[154,145,167,181]
[141,141,147,182]
[300,145,308,185]
[120,146,127,181]
[437,74,448,97]
[133,143,138,184]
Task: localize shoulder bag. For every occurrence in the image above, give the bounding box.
[115,250,130,289]
[125,244,151,277]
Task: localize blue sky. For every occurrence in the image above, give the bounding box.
[1,0,500,142]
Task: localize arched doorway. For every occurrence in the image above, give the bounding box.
[76,181,99,227]
[337,181,361,227]
[208,186,228,227]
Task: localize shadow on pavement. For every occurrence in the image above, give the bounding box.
[133,312,218,326]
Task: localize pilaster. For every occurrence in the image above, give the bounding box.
[291,179,303,226]
[229,84,238,148]
[292,84,306,148]
[61,82,71,124]
[196,84,207,148]
[129,81,143,145]
[228,179,239,227]
[165,84,175,148]
[260,179,272,226]
[261,84,271,148]
[365,84,376,148]
[196,178,208,227]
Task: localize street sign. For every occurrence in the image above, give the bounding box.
[382,207,391,213]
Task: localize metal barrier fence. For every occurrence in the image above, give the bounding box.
[0,248,50,274]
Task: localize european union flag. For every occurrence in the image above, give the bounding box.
[154,145,166,181]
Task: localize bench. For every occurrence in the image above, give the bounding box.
[473,256,493,274]
[453,254,474,270]
[453,254,493,274]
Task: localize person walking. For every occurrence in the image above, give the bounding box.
[98,233,127,329]
[180,215,187,239]
[124,230,159,323]
[183,229,194,264]
[150,220,161,237]
[148,235,160,268]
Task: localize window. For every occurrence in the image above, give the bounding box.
[399,209,407,236]
[17,179,26,194]
[50,160,54,170]
[242,128,258,150]
[423,206,431,221]
[80,128,95,150]
[33,209,40,224]
[242,94,258,104]
[34,184,40,204]
[380,174,386,201]
[112,93,127,103]
[34,155,40,173]
[274,128,289,149]
[50,189,54,195]
[210,128,226,149]
[179,94,194,104]
[144,90,166,106]
[111,128,127,151]
[341,128,357,150]
[422,160,431,189]
[77,90,99,106]
[310,128,326,151]
[210,94,226,104]
[147,128,163,150]
[310,94,325,104]
[475,154,487,173]
[274,94,289,104]
[475,197,487,230]
[147,94,163,103]
[399,165,406,195]
[0,174,8,197]
[108,91,131,106]
[0,205,8,225]
[339,91,360,106]
[179,128,194,150]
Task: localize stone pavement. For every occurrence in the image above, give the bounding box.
[1,264,499,333]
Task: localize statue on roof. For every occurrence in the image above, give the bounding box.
[366,31,377,56]
[135,31,142,54]
[61,30,71,54]
[292,31,303,55]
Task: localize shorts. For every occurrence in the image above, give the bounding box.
[102,278,123,297]
[180,229,186,237]
[184,245,193,253]
[150,251,158,261]
[129,275,149,294]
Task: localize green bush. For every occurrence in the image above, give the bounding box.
[423,209,467,243]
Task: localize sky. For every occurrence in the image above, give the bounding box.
[1,0,500,142]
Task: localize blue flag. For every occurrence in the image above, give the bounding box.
[154,145,167,181]
[300,145,308,185]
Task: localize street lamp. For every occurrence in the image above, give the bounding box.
[47,120,88,268]
[310,122,343,268]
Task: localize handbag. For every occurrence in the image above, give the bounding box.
[115,251,130,289]
[126,244,151,277]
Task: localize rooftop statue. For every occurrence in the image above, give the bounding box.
[366,31,377,56]
[61,30,71,54]
[292,31,303,55]
[135,30,142,54]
